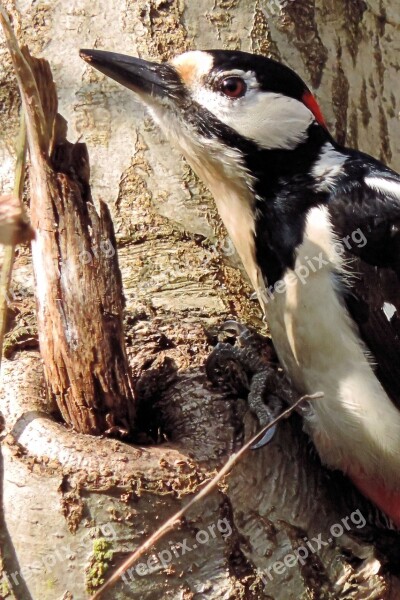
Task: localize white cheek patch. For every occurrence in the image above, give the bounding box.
[191,83,314,150]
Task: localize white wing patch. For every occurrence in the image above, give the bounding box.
[382,302,396,321]
[365,176,400,199]
[312,144,347,192]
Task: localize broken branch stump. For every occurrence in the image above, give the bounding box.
[0,10,136,435]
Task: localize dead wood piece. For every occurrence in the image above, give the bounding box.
[0,10,135,435]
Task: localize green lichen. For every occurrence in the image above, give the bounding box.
[45,578,57,590]
[0,578,10,597]
[85,538,114,594]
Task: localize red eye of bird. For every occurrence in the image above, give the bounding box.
[220,77,247,98]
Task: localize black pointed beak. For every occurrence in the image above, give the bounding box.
[80,49,184,100]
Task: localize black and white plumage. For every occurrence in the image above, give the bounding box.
[80,48,400,525]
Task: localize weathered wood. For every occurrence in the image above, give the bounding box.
[30,60,135,435]
[1,20,135,435]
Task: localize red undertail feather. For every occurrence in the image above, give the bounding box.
[350,473,400,528]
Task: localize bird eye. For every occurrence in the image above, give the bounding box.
[219,76,247,98]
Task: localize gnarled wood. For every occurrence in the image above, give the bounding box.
[0,22,135,435]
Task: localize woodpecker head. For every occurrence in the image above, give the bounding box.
[80,49,331,295]
[80,49,328,174]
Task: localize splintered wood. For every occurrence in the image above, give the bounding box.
[0,8,136,435]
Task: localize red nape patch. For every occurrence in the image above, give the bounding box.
[302,91,327,129]
[350,473,400,528]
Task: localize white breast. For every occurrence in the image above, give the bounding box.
[147,94,400,488]
[264,206,400,488]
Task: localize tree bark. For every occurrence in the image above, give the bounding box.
[1,1,400,599]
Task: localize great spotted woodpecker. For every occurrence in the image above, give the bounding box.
[80,48,400,526]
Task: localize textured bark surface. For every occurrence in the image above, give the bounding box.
[10,45,136,436]
[1,1,400,599]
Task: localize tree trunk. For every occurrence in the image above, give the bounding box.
[1,1,400,599]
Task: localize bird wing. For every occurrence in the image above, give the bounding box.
[327,155,400,408]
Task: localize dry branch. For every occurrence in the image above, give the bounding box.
[0,7,135,435]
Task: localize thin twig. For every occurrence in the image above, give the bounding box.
[0,114,27,369]
[90,391,323,599]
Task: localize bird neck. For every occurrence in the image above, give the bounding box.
[243,123,336,200]
[245,126,341,287]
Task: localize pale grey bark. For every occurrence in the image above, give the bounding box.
[1,1,400,599]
